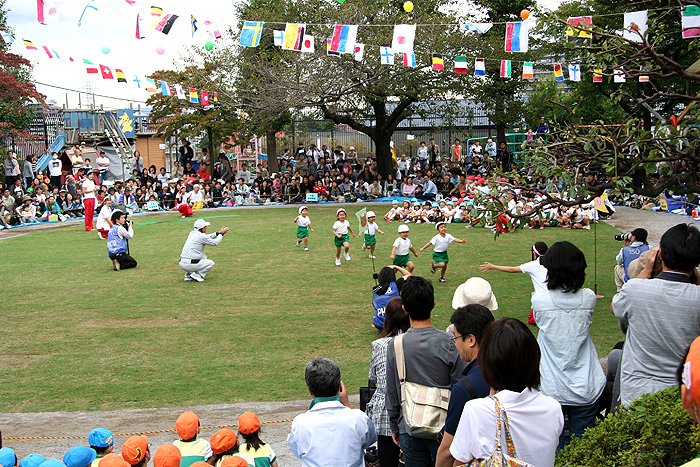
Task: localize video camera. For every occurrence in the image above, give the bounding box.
[615,233,632,241]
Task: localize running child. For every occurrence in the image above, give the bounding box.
[391,224,418,272]
[420,221,465,283]
[293,205,314,251]
[332,208,355,266]
[362,210,385,259]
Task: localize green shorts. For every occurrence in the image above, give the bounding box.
[297,226,309,238]
[393,254,410,267]
[549,218,558,227]
[334,233,349,247]
[432,251,449,264]
[364,234,376,247]
[453,218,462,223]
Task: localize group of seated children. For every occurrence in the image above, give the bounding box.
[383,198,470,225]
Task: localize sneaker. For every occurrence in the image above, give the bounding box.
[369,254,376,259]
[540,226,545,230]
[404,220,410,223]
[184,274,193,281]
[296,241,301,247]
[190,272,204,282]
[304,247,309,251]
[335,258,341,266]
[439,277,448,283]
[430,262,436,274]
[112,259,120,271]
[416,220,421,224]
[344,253,351,261]
[585,225,591,230]
[362,244,366,250]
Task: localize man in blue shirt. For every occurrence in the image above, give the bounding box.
[107,211,137,271]
[614,228,650,291]
[421,175,438,201]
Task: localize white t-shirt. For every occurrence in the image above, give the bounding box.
[450,389,563,467]
[188,190,204,204]
[96,155,110,172]
[48,158,62,176]
[519,258,549,293]
[97,205,113,230]
[297,215,311,227]
[333,220,350,235]
[393,237,412,256]
[430,233,455,253]
[364,221,378,236]
[82,179,96,199]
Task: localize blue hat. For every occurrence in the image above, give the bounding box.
[62,448,96,467]
[431,202,439,207]
[37,461,65,467]
[20,455,46,467]
[410,198,418,202]
[447,201,454,206]
[392,199,399,204]
[0,448,16,467]
[88,428,114,448]
[460,202,467,207]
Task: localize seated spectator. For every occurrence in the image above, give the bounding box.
[368,179,383,199]
[197,163,210,182]
[157,168,170,184]
[401,177,416,197]
[88,428,115,467]
[173,411,213,467]
[237,412,279,467]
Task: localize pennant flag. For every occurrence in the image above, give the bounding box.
[553,64,564,82]
[403,52,416,68]
[593,69,603,83]
[522,62,534,79]
[283,23,305,50]
[461,22,493,34]
[330,25,358,54]
[191,15,198,37]
[273,30,283,47]
[392,24,416,54]
[123,0,136,4]
[201,90,209,106]
[154,13,178,35]
[115,69,127,83]
[355,208,367,236]
[568,64,581,81]
[500,60,511,78]
[175,84,186,99]
[623,10,648,42]
[682,6,700,39]
[84,59,98,73]
[23,39,38,51]
[1,32,15,44]
[100,64,113,80]
[614,68,626,83]
[567,16,592,44]
[327,39,341,57]
[37,0,60,25]
[505,21,528,52]
[161,80,172,96]
[135,12,145,39]
[132,74,142,88]
[240,20,264,47]
[455,56,468,74]
[151,5,163,24]
[354,43,365,61]
[213,92,218,103]
[78,1,98,26]
[214,29,222,39]
[301,35,315,53]
[42,46,59,59]
[639,73,649,83]
[432,53,444,71]
[145,77,157,93]
[189,88,199,103]
[594,193,609,213]
[380,46,394,65]
[474,58,486,76]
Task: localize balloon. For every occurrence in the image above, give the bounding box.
[101,46,110,54]
[403,1,414,12]
[156,46,166,55]
[520,9,530,20]
[205,41,214,51]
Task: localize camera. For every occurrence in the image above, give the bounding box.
[372,272,379,280]
[615,233,632,241]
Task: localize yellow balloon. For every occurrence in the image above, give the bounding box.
[403,1,414,12]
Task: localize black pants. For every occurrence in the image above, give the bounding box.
[377,435,400,467]
[110,253,137,269]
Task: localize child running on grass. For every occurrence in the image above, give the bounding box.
[293,205,314,251]
[420,221,466,283]
[333,208,355,266]
[237,412,279,467]
[362,210,385,259]
[391,224,418,272]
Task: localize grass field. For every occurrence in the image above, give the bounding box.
[0,205,623,413]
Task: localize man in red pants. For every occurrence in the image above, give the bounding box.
[82,168,97,231]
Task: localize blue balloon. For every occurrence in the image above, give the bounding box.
[101,46,110,54]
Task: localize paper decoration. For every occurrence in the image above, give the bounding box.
[240,21,264,47]
[1,32,15,44]
[115,69,127,83]
[100,64,114,80]
[639,73,649,83]
[283,23,306,50]
[151,6,163,26]
[189,88,199,103]
[42,46,60,59]
[354,44,365,61]
[135,13,145,39]
[474,58,486,76]
[432,53,444,71]
[191,15,198,37]
[145,78,157,93]
[567,16,592,44]
[213,92,218,103]
[23,39,38,51]
[682,6,700,39]
[505,21,528,52]
[392,24,416,54]
[623,10,648,42]
[500,60,511,78]
[403,52,416,68]
[614,68,626,83]
[37,0,61,25]
[326,39,340,57]
[330,25,358,54]
[175,84,186,99]
[461,23,492,34]
[568,64,581,81]
[273,30,283,46]
[454,56,468,74]
[78,1,98,26]
[84,59,98,74]
[161,81,172,96]
[380,46,394,65]
[593,69,603,83]
[522,62,534,79]
[202,91,210,106]
[553,64,564,82]
[132,75,142,88]
[153,13,178,35]
[301,35,315,53]
[594,193,609,213]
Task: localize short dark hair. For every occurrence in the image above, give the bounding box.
[660,223,700,272]
[111,210,125,224]
[631,228,648,243]
[541,241,586,293]
[400,276,434,321]
[305,358,341,397]
[381,297,410,338]
[377,266,397,284]
[532,241,548,258]
[479,318,541,392]
[450,304,495,344]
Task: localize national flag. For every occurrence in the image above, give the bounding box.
[239,20,264,47]
[100,64,114,80]
[1,32,15,44]
[614,68,626,83]
[301,35,315,53]
[568,64,581,81]
[330,25,358,54]
[354,43,365,61]
[380,46,394,65]
[135,12,145,39]
[78,1,98,26]
[161,80,172,96]
[553,64,564,82]
[505,21,528,52]
[115,69,127,83]
[201,90,209,106]
[432,53,444,71]
[500,60,511,78]
[461,22,492,34]
[42,46,60,59]
[273,30,283,47]
[454,56,468,74]
[213,92,218,103]
[151,6,163,22]
[623,10,648,43]
[392,24,416,54]
[682,6,700,39]
[566,16,592,44]
[123,0,136,4]
[132,74,142,88]
[154,13,178,35]
[283,23,305,50]
[174,84,186,99]
[474,58,486,76]
[327,39,341,57]
[37,0,60,25]
[639,73,649,83]
[189,88,199,103]
[84,59,98,73]
[23,39,38,51]
[145,77,157,93]
[191,15,198,37]
[403,52,416,68]
[593,69,603,83]
[522,62,534,79]
[214,29,222,39]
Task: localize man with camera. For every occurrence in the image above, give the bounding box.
[179,219,229,282]
[614,228,650,292]
[107,211,137,271]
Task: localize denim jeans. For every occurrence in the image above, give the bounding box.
[557,402,600,451]
[399,433,438,467]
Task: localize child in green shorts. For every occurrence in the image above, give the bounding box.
[362,210,385,259]
[293,205,314,251]
[333,208,356,266]
[420,221,466,283]
[391,224,418,272]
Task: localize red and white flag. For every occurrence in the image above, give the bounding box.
[201,91,210,106]
[100,64,114,79]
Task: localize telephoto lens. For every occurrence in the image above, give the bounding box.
[614,233,632,241]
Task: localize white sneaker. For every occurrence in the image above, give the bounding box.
[296,241,301,247]
[190,272,204,282]
[369,254,376,259]
[304,247,309,251]
[344,253,351,261]
[184,274,192,281]
[335,258,341,266]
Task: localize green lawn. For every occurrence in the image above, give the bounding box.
[0,206,623,413]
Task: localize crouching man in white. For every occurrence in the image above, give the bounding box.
[179,218,229,282]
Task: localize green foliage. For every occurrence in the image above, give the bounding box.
[556,387,700,467]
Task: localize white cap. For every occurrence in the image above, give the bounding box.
[299,205,308,214]
[194,219,210,230]
[336,208,346,216]
[398,224,409,233]
[451,277,498,311]
[366,211,376,218]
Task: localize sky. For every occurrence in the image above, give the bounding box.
[3,0,562,111]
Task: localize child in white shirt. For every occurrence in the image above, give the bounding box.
[332,208,355,266]
[294,205,314,251]
[362,211,385,259]
[391,224,418,272]
[420,222,466,283]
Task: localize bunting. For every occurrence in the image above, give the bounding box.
[354,43,365,61]
[100,64,114,80]
[454,56,468,74]
[500,60,511,78]
[240,21,264,47]
[461,22,492,34]
[522,62,533,79]
[84,59,98,74]
[115,69,127,83]
[553,64,564,82]
[175,84,186,99]
[474,58,486,76]
[145,78,157,93]
[568,64,581,81]
[154,13,179,35]
[505,21,528,52]
[37,0,60,25]
[623,10,648,43]
[201,90,209,106]
[283,23,305,51]
[273,30,283,47]
[301,35,315,53]
[567,16,593,45]
[380,46,394,65]
[682,6,700,39]
[23,39,38,51]
[392,24,416,54]
[161,81,172,96]
[135,12,145,39]
[614,67,626,83]
[189,88,199,103]
[432,53,444,71]
[330,25,357,54]
[191,15,198,37]
[593,68,603,83]
[326,39,340,57]
[403,52,416,68]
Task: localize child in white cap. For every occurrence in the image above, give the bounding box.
[293,206,314,251]
[332,208,356,266]
[362,211,385,259]
[391,224,418,272]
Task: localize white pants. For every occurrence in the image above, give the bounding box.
[179,259,215,277]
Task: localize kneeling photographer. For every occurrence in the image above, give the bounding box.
[372,265,411,333]
[614,228,649,291]
[107,210,137,271]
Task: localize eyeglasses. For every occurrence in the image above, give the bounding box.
[451,333,463,342]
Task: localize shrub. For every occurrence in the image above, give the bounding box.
[556,387,700,467]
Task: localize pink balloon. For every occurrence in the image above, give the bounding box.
[156,46,166,55]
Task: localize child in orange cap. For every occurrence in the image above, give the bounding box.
[237,413,278,467]
[680,336,700,467]
[173,411,213,467]
[208,430,253,467]
[121,436,149,467]
[151,446,179,467]
[98,454,129,467]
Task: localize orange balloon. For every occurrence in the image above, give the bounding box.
[520,9,530,20]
